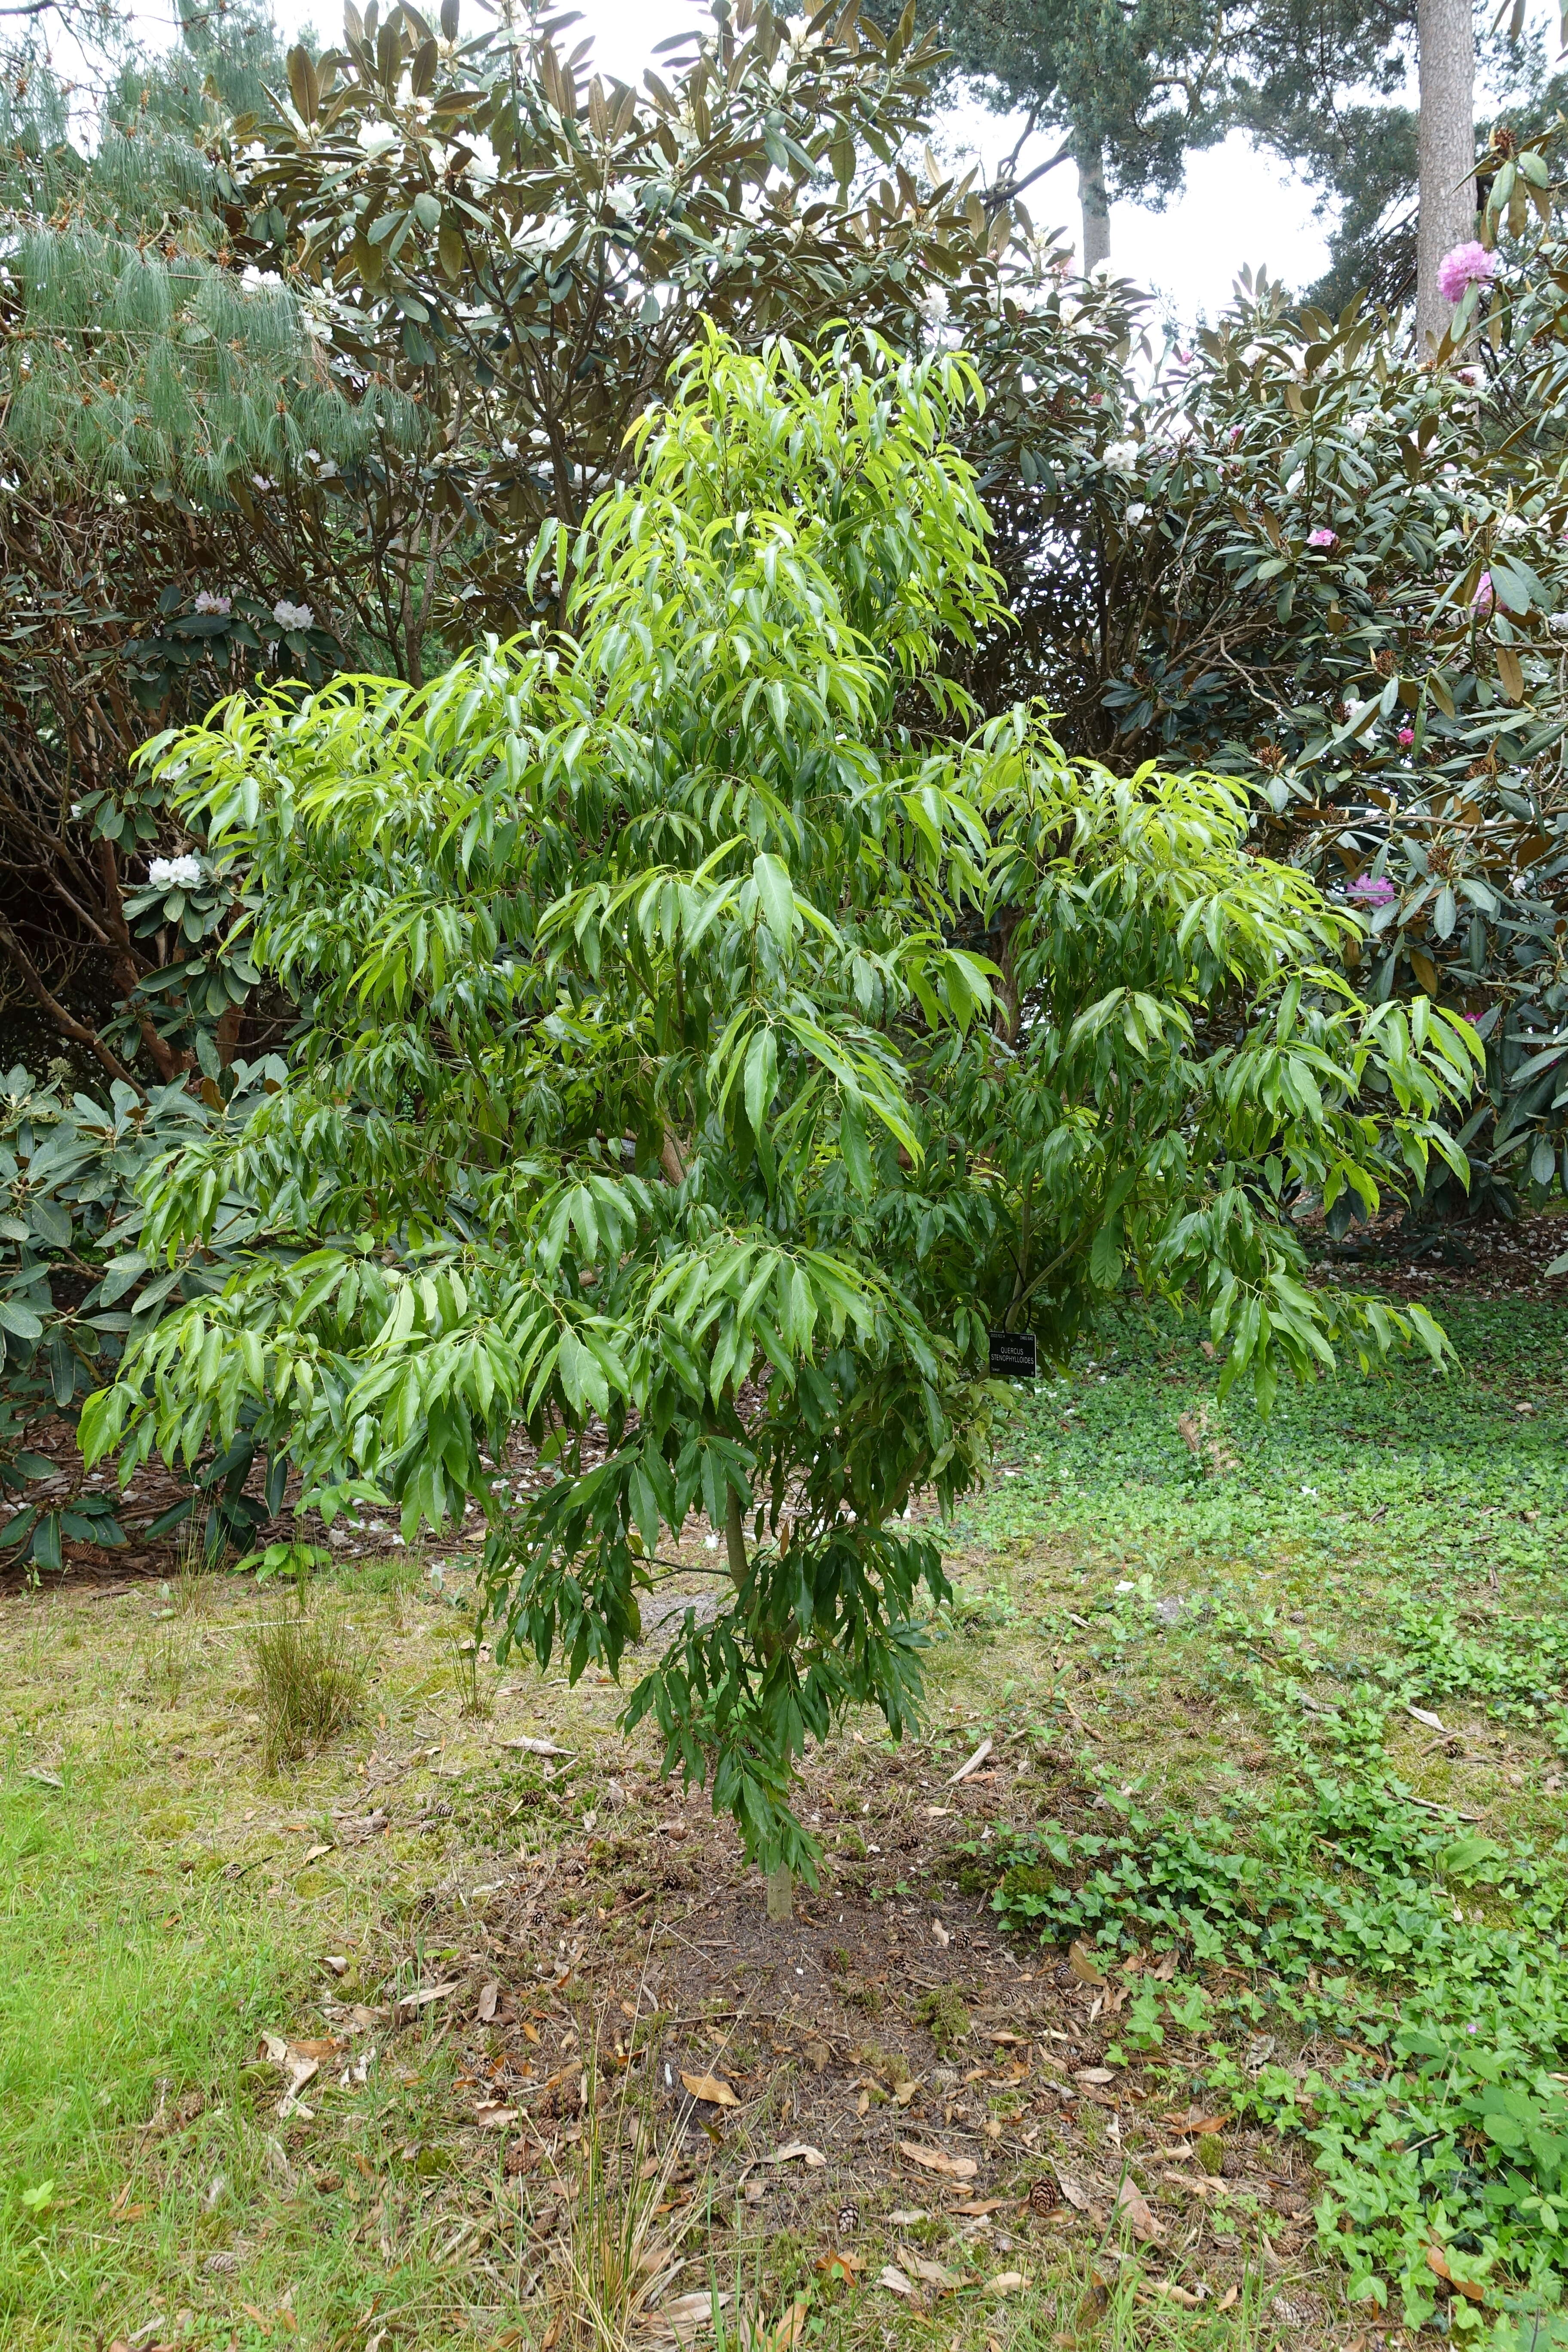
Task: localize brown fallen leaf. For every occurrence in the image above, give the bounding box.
[396,1981,456,2010]
[1216,2285,1238,2312]
[764,2300,810,2350]
[1142,2281,1205,2309]
[1427,2244,1486,2303]
[300,1842,332,1865]
[988,2272,1032,2296]
[876,2264,918,2298]
[1054,2166,1093,2212]
[499,1736,573,1757]
[898,2141,978,2180]
[893,2079,920,2107]
[816,2250,864,2283]
[476,1980,499,2023]
[952,2197,1014,2217]
[1115,2175,1164,2242]
[322,1955,349,1976]
[764,2142,826,2167]
[1069,1939,1107,1985]
[475,2101,518,2129]
[948,1736,994,1784]
[680,2071,739,2108]
[640,2289,730,2343]
[1075,2066,1116,2086]
[902,2252,958,2291]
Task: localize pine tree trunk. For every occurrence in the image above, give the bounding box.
[1078,137,1110,273]
[1415,0,1476,352]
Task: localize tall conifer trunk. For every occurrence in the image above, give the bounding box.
[1415,0,1477,352]
[1078,135,1110,271]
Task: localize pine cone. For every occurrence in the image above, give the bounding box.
[1029,2177,1056,2215]
[836,2201,861,2236]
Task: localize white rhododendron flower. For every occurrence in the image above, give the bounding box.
[273,600,315,631]
[1102,439,1139,475]
[357,119,398,160]
[148,854,204,890]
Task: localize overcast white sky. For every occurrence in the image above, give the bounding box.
[119,0,1561,325]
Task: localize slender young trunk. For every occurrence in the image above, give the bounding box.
[1415,0,1477,353]
[1078,135,1110,273]
[726,1484,793,1922]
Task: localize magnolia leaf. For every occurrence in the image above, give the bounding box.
[680,2071,739,2107]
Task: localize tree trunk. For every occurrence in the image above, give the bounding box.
[1078,137,1110,273]
[766,1865,793,1921]
[1415,0,1476,353]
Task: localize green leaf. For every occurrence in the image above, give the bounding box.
[752,853,796,948]
[839,1091,873,1196]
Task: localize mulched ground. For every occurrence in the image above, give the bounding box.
[313,1739,1331,2329]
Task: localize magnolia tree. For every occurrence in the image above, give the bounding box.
[83,333,1479,1907]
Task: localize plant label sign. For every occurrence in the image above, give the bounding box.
[988,1331,1037,1378]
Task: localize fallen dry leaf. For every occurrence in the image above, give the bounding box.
[898,2141,977,2180]
[893,2079,920,2107]
[948,1736,994,1785]
[816,2251,864,2283]
[396,1981,456,2010]
[1142,2281,1205,2309]
[499,1736,572,1757]
[1115,2176,1163,2242]
[952,2197,1013,2217]
[322,1954,348,1976]
[641,2290,730,2343]
[300,1842,331,1865]
[1406,1704,1446,1733]
[764,2142,826,2168]
[931,1918,951,1948]
[1075,2066,1116,2086]
[988,2272,1032,2296]
[680,2071,739,2109]
[1054,2167,1093,2212]
[876,2264,918,2298]
[1427,2244,1486,2302]
[1216,2285,1238,2312]
[1068,1939,1107,1985]
[475,2101,518,2130]
[902,2252,958,2291]
[763,2300,809,2350]
[476,1980,499,2023]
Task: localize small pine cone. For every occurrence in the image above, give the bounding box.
[836,2201,861,2236]
[1028,2177,1055,2216]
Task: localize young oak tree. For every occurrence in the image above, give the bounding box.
[83,331,1479,1911]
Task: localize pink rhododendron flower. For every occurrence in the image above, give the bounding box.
[1396,725,1415,747]
[1473,571,1495,616]
[1347,876,1397,906]
[1307,526,1338,549]
[1437,242,1499,304]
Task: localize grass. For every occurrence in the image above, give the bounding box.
[248,1601,376,1772]
[0,1286,1563,2347]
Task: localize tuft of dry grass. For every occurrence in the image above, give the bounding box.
[550,2037,691,2352]
[248,1603,374,1773]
